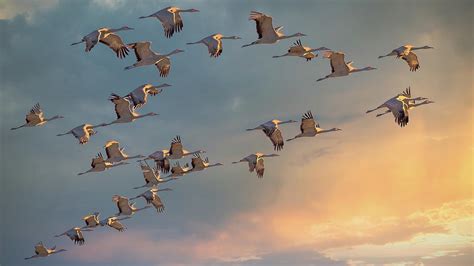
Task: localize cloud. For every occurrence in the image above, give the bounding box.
[0,0,59,20]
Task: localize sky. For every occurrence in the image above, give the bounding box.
[0,0,472,265]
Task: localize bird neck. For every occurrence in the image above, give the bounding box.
[46,115,62,121]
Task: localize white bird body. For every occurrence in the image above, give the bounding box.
[55,227,92,246]
[112,195,151,216]
[232,153,279,178]
[189,154,223,172]
[71,26,133,58]
[125,41,184,77]
[130,187,172,213]
[246,119,297,151]
[378,45,433,72]
[139,6,199,38]
[273,39,330,61]
[11,103,63,130]
[78,153,128,175]
[102,94,158,126]
[242,11,306,48]
[125,83,171,109]
[317,51,376,82]
[133,161,176,189]
[104,140,144,163]
[366,87,428,127]
[99,216,130,232]
[57,123,105,145]
[287,111,342,141]
[24,242,66,260]
[187,33,241,57]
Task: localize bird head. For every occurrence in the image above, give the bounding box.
[294,32,307,37]
[120,26,134,31]
[422,45,434,49]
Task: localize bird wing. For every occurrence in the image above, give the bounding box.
[264,127,284,151]
[255,157,265,178]
[401,52,420,72]
[126,85,147,108]
[155,57,171,77]
[109,94,134,120]
[300,110,318,134]
[34,243,48,255]
[99,33,129,59]
[207,36,223,57]
[25,103,44,124]
[108,218,126,231]
[249,11,277,40]
[157,8,183,38]
[389,99,409,127]
[105,140,125,160]
[329,52,349,74]
[151,194,165,212]
[169,136,183,157]
[289,39,306,53]
[91,153,105,168]
[191,154,206,170]
[156,157,170,174]
[128,42,155,61]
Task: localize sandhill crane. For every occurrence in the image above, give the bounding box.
[378,45,433,72]
[125,41,184,77]
[166,162,191,178]
[55,227,92,246]
[273,40,330,61]
[232,153,279,178]
[101,94,158,126]
[71,26,133,58]
[99,216,131,232]
[168,135,205,159]
[144,150,171,174]
[287,111,342,141]
[242,11,306,48]
[366,87,427,127]
[24,242,66,260]
[78,153,128,175]
[112,195,151,216]
[189,154,223,172]
[138,6,199,38]
[133,160,176,189]
[125,83,171,109]
[317,51,376,82]
[187,34,241,57]
[376,99,434,117]
[130,187,172,213]
[246,119,297,151]
[104,140,145,163]
[11,103,63,130]
[81,212,100,229]
[57,123,106,145]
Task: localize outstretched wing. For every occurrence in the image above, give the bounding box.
[128,42,154,61]
[249,11,277,40]
[255,157,265,178]
[401,52,420,72]
[155,57,171,77]
[25,103,44,124]
[300,110,318,134]
[264,127,284,151]
[100,33,129,59]
[169,136,183,157]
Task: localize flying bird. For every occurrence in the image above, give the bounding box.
[187,33,241,57]
[112,195,151,216]
[78,153,128,175]
[124,83,172,109]
[55,227,92,246]
[166,162,191,178]
[273,39,330,61]
[376,99,434,117]
[139,6,199,38]
[11,103,63,130]
[133,160,176,189]
[246,119,297,151]
[317,51,376,82]
[242,11,306,48]
[99,216,131,232]
[287,111,342,141]
[125,41,184,77]
[104,140,145,163]
[81,212,101,229]
[168,135,205,160]
[232,153,279,178]
[71,26,133,58]
[378,45,433,72]
[101,94,158,126]
[57,123,106,145]
[130,187,172,213]
[366,87,428,127]
[144,150,171,174]
[24,242,66,260]
[189,154,223,172]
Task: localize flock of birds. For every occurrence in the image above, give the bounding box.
[12,6,434,260]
